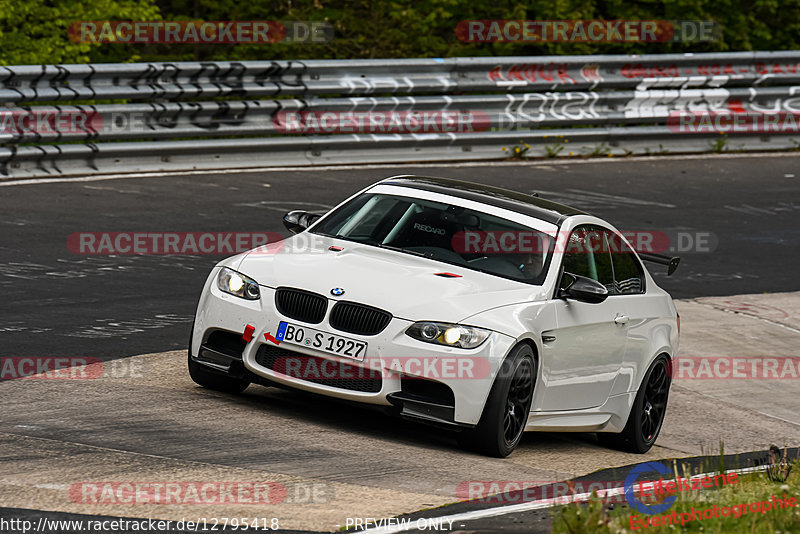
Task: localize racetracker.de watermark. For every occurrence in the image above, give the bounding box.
[452,229,717,255]
[0,356,147,380]
[456,20,719,43]
[457,480,630,504]
[66,229,718,257]
[269,355,492,382]
[456,470,739,506]
[68,21,333,44]
[671,356,800,380]
[0,110,100,135]
[668,112,800,133]
[70,481,329,505]
[68,232,284,255]
[273,110,491,134]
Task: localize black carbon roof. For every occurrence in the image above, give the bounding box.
[380,175,587,225]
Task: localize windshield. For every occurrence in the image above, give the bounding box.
[312,193,554,284]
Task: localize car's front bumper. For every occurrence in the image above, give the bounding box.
[191,268,516,426]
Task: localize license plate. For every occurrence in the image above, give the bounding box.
[276,322,367,361]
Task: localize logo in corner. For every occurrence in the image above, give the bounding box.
[330,288,345,296]
[625,461,676,515]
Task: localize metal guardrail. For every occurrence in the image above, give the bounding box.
[2,51,800,178]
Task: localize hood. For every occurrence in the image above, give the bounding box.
[236,234,549,323]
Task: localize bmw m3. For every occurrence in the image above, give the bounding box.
[188,176,680,457]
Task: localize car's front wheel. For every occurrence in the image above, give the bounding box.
[598,354,671,453]
[459,344,536,457]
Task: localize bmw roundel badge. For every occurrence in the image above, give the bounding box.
[331,287,345,296]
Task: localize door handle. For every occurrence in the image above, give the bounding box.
[614,314,629,325]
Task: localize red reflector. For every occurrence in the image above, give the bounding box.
[243,324,255,342]
[328,246,344,252]
[434,272,462,278]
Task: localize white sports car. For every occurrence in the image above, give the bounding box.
[189,176,680,457]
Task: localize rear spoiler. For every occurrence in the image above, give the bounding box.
[638,252,681,276]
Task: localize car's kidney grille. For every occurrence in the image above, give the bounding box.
[329,301,392,336]
[275,287,327,324]
[255,345,381,393]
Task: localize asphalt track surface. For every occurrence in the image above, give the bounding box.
[1,154,799,359]
[6,448,781,532]
[1,154,800,533]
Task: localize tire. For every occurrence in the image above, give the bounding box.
[598,355,671,454]
[187,329,250,394]
[459,344,536,457]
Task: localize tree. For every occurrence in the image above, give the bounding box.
[0,0,160,65]
[2,0,800,66]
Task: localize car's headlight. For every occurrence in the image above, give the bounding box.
[405,322,491,349]
[217,267,260,300]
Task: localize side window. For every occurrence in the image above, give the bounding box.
[561,225,614,290]
[609,233,645,294]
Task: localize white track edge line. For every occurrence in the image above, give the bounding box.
[359,464,771,533]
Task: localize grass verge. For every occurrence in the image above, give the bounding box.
[554,450,799,533]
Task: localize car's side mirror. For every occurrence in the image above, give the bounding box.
[559,272,609,304]
[283,210,321,234]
